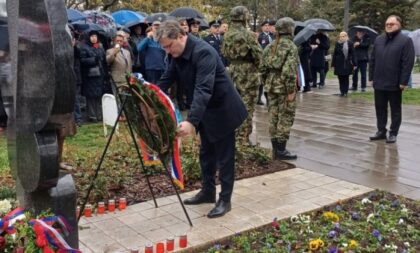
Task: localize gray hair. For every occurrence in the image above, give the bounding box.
[155,20,186,41]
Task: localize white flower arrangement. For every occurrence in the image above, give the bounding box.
[0,199,12,215]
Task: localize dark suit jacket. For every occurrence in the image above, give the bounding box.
[369,31,415,91]
[158,35,248,142]
[352,34,371,62]
[258,32,274,49]
[203,33,228,66]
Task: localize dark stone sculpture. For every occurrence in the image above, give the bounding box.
[3,0,78,248]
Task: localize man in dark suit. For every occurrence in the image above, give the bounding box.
[156,20,248,218]
[257,19,274,105]
[369,15,414,143]
[204,20,228,66]
[352,30,371,91]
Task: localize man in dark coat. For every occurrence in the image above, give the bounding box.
[156,20,248,218]
[369,15,415,143]
[309,32,330,88]
[352,30,371,91]
[204,20,228,67]
[257,19,274,104]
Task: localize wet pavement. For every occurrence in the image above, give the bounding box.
[251,73,420,200]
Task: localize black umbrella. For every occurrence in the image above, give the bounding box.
[145,13,175,24]
[304,18,335,31]
[169,7,205,20]
[348,25,378,41]
[293,24,318,45]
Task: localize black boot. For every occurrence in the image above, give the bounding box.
[264,92,269,106]
[271,139,278,159]
[275,140,297,160]
[257,85,264,105]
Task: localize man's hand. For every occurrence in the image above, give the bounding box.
[400,84,407,91]
[176,121,195,138]
[354,42,360,47]
[369,81,373,86]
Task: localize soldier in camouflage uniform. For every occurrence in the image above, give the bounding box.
[260,17,298,160]
[221,6,262,146]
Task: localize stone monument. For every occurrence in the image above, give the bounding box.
[3,0,78,248]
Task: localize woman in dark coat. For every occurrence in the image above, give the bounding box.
[79,30,107,122]
[332,31,354,97]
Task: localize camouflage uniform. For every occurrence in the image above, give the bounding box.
[260,17,298,160]
[221,6,262,145]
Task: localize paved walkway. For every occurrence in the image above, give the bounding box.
[79,169,371,252]
[252,73,420,200]
[79,74,420,252]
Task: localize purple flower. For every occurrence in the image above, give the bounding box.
[334,222,341,230]
[328,230,337,238]
[351,212,360,220]
[328,246,338,253]
[336,205,343,211]
[372,229,382,240]
[391,200,400,208]
[214,244,221,250]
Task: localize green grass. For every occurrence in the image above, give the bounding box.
[349,88,420,105]
[0,135,9,174]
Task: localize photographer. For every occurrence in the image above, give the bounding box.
[106,31,132,89]
[137,21,166,84]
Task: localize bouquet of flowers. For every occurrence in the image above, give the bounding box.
[0,199,80,253]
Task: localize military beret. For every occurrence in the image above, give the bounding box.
[209,20,221,27]
[260,19,271,26]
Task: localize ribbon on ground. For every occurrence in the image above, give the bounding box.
[0,207,25,234]
[30,219,81,253]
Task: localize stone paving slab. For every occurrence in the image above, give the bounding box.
[79,168,372,252]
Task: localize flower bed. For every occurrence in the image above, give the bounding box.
[201,190,420,253]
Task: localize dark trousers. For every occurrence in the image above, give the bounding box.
[199,130,236,202]
[145,70,164,84]
[86,97,102,121]
[352,61,367,89]
[74,85,82,124]
[338,75,350,95]
[311,66,326,86]
[374,89,402,135]
[0,89,7,127]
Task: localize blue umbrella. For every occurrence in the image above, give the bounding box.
[67,9,87,23]
[112,10,145,26]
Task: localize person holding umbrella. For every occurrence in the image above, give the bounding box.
[332,31,355,97]
[352,29,371,91]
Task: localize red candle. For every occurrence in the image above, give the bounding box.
[144,243,153,253]
[84,204,92,217]
[179,234,187,248]
[108,199,115,212]
[156,242,165,253]
[130,248,139,253]
[166,237,174,251]
[97,202,105,214]
[119,197,127,210]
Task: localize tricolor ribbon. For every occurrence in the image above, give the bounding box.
[0,207,25,234]
[30,219,81,253]
[133,76,185,189]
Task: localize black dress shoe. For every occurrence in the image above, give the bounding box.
[183,191,216,205]
[207,200,231,218]
[386,135,397,143]
[256,100,264,105]
[369,131,386,141]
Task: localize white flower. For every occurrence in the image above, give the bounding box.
[367,213,375,222]
[398,218,404,224]
[384,244,398,250]
[301,215,311,224]
[342,243,348,247]
[0,199,12,215]
[401,207,408,213]
[404,242,410,247]
[361,198,372,204]
[290,215,299,223]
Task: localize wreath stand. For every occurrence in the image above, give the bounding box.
[78,78,193,226]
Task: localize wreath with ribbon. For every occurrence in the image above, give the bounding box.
[122,74,184,189]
